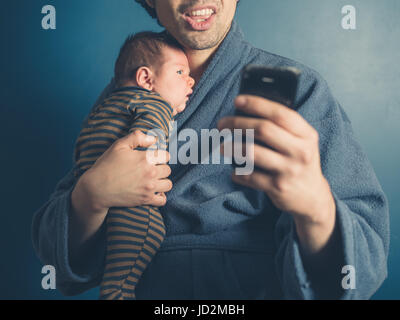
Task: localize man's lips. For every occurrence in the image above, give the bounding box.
[182,5,217,31]
[183,4,217,15]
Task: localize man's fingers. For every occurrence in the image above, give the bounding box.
[121,129,157,149]
[218,116,302,157]
[252,143,288,172]
[146,149,171,164]
[147,193,168,207]
[143,179,172,207]
[234,95,315,138]
[155,179,173,193]
[232,168,273,192]
[156,164,172,179]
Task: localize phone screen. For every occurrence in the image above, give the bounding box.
[232,65,301,169]
[238,64,301,109]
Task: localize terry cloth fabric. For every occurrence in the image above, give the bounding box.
[32,20,389,299]
[73,86,173,300]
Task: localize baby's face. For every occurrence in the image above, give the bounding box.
[152,47,195,116]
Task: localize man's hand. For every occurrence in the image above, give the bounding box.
[69,130,173,262]
[75,130,173,213]
[217,95,337,255]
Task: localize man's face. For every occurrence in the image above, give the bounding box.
[147,0,238,50]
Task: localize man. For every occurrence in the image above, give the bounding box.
[32,0,389,299]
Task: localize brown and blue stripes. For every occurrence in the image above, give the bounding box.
[73,87,173,300]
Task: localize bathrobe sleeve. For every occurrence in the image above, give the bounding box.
[31,80,116,296]
[274,69,389,299]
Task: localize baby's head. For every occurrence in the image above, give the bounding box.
[115,31,195,116]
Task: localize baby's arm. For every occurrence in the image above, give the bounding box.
[73,100,131,177]
[127,98,174,151]
[127,99,174,200]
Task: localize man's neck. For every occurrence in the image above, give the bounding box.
[184,23,234,85]
[185,46,219,85]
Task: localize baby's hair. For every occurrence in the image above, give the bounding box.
[114,31,184,88]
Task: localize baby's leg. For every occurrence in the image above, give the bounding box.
[120,206,166,299]
[99,205,165,300]
[97,105,169,299]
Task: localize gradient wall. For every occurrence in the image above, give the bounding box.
[1,0,398,299]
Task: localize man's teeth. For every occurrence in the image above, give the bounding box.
[190,9,215,17]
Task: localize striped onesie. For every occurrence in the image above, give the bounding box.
[73,86,173,300]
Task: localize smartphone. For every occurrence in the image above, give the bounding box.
[232,65,301,169]
[237,64,301,112]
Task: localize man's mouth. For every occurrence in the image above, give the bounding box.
[182,5,217,31]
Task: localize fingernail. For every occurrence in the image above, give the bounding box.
[235,96,247,108]
[146,135,156,141]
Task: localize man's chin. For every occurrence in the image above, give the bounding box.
[176,24,221,50]
[181,35,220,50]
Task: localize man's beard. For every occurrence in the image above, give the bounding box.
[171,0,231,50]
[175,19,231,50]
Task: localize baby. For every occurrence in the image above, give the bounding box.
[73,31,194,300]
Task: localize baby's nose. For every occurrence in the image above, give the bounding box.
[187,76,195,88]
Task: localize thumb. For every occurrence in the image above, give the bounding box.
[123,130,157,149]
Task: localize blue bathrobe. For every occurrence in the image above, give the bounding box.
[31,21,389,299]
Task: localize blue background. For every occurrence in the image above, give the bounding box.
[1,0,399,299]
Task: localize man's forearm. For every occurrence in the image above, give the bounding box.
[69,174,108,265]
[294,204,336,257]
[293,180,339,270]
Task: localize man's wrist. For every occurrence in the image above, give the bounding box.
[69,172,108,260]
[293,181,337,256]
[71,172,108,218]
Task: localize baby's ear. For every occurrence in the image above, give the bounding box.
[136,66,154,90]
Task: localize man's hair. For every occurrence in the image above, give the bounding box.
[135,0,157,19]
[114,31,184,87]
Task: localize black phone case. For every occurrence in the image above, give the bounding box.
[232,65,301,169]
[238,64,301,111]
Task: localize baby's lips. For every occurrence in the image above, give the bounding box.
[185,88,193,99]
